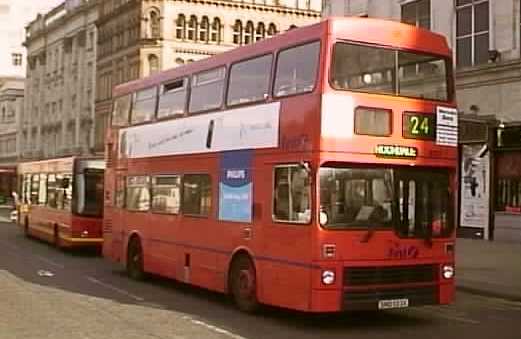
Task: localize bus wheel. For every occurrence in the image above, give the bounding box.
[53,226,60,248]
[127,237,145,280]
[230,255,259,312]
[24,218,30,238]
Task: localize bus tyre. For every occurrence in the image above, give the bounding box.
[53,226,60,248]
[24,219,29,238]
[230,255,259,313]
[127,237,145,280]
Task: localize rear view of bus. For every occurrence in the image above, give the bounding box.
[314,18,457,311]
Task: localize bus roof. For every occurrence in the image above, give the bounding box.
[113,17,451,97]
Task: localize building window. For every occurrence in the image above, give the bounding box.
[401,0,430,29]
[149,10,160,38]
[255,22,266,41]
[267,23,277,38]
[244,21,254,44]
[176,14,186,40]
[199,16,209,43]
[211,17,221,43]
[12,53,22,66]
[456,0,489,67]
[187,15,197,41]
[233,20,242,44]
[148,54,159,75]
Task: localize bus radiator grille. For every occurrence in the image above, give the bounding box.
[342,286,438,310]
[343,264,437,286]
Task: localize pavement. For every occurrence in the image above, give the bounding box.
[456,237,521,302]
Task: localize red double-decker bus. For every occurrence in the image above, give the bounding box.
[103,17,457,313]
[18,157,105,248]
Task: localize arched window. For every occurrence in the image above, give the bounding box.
[210,17,221,43]
[187,15,197,41]
[199,16,209,43]
[187,59,195,63]
[233,20,242,45]
[244,21,254,44]
[176,14,186,40]
[288,24,297,30]
[149,10,160,38]
[255,22,265,41]
[267,23,277,38]
[148,54,159,75]
[175,57,185,65]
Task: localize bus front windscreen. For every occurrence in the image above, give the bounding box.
[319,166,453,238]
[75,169,104,217]
[331,42,451,101]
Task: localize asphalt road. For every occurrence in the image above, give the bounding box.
[0,215,520,339]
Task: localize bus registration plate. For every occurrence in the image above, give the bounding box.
[378,298,409,310]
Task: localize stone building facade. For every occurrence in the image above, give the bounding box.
[23,0,98,160]
[323,0,521,242]
[0,77,24,202]
[94,0,322,151]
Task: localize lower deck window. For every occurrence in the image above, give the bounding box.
[182,174,211,216]
[126,176,150,211]
[152,176,181,214]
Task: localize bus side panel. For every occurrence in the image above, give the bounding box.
[27,206,55,243]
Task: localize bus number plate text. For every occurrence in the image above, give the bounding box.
[378,298,409,310]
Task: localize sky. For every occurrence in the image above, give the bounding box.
[0,0,65,77]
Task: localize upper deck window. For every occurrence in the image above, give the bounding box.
[274,41,320,97]
[227,54,272,106]
[112,94,132,127]
[131,87,157,125]
[158,78,187,119]
[331,42,451,101]
[189,67,225,113]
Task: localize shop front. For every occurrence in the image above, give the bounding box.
[494,125,521,242]
[0,166,16,206]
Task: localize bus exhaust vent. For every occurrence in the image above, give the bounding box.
[344,264,437,286]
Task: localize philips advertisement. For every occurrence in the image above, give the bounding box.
[219,151,252,223]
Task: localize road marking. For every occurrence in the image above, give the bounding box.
[34,255,66,269]
[86,276,145,302]
[182,316,248,339]
[418,306,480,325]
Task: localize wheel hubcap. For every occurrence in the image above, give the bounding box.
[238,268,254,299]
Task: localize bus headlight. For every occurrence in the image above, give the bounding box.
[321,270,336,285]
[442,265,454,279]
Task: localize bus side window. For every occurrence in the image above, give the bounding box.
[151,175,181,214]
[182,174,211,216]
[126,176,150,212]
[273,165,311,223]
[227,54,272,106]
[131,87,157,125]
[273,41,320,98]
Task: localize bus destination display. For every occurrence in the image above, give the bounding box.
[403,112,436,140]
